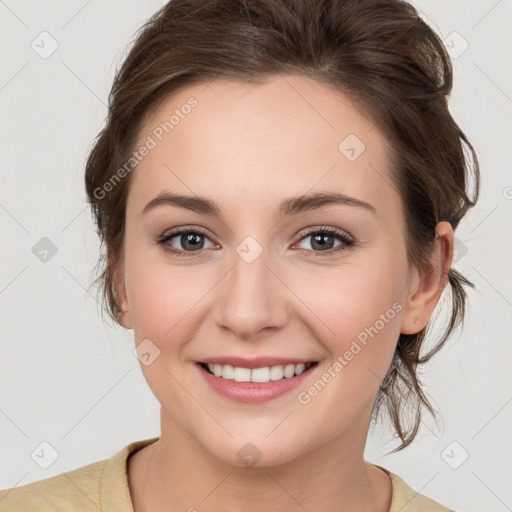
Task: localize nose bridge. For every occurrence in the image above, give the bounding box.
[214,236,289,338]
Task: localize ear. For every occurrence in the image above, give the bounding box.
[113,262,133,330]
[400,221,454,335]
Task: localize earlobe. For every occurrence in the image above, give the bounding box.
[119,309,133,330]
[400,221,454,335]
[113,266,133,330]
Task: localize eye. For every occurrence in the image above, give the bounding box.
[155,226,217,257]
[155,225,354,258]
[293,226,354,256]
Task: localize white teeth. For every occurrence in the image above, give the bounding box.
[221,364,234,379]
[283,364,295,378]
[233,367,251,382]
[205,362,313,382]
[294,363,306,376]
[251,367,271,383]
[269,365,284,381]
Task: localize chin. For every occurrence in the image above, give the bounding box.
[202,434,304,469]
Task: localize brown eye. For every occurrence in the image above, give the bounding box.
[174,232,206,251]
[156,227,217,257]
[295,227,354,256]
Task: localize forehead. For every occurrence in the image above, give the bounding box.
[128,75,400,218]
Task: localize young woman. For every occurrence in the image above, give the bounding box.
[0,0,479,510]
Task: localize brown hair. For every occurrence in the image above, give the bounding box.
[84,0,480,451]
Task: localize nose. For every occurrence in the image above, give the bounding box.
[213,243,290,340]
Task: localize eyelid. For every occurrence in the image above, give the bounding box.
[294,225,354,243]
[158,225,353,244]
[161,225,213,239]
[156,224,355,257]
[157,225,219,247]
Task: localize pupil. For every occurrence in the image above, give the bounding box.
[312,234,333,251]
[183,233,203,250]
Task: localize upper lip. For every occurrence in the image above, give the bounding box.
[199,356,317,369]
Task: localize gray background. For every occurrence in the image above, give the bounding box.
[1,1,511,510]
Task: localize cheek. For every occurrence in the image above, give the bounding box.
[123,227,211,336]
[290,250,407,397]
[123,249,210,405]
[294,255,406,341]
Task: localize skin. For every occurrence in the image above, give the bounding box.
[115,75,453,512]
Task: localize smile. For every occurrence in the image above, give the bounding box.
[200,361,317,383]
[196,360,319,403]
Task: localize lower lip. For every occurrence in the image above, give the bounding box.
[196,363,318,403]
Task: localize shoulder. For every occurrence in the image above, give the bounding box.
[0,458,107,512]
[0,437,159,512]
[384,468,454,512]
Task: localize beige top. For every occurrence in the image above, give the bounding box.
[0,437,453,511]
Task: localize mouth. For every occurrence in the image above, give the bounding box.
[197,361,319,383]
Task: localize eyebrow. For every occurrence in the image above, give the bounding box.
[142,191,377,219]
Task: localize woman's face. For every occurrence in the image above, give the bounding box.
[117,75,431,467]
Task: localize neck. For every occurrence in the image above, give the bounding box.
[128,408,392,512]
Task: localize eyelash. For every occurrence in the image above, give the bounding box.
[155,226,355,258]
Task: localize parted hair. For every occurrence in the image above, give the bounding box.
[84,0,480,451]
